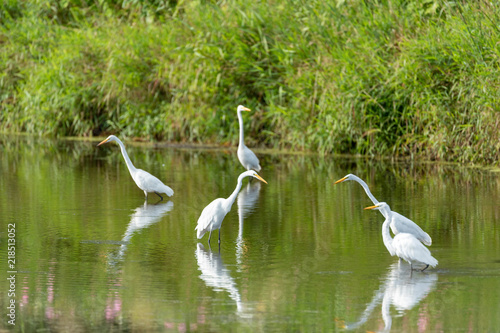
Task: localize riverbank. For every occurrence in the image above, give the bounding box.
[1,1,499,164]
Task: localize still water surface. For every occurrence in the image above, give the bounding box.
[0,135,499,332]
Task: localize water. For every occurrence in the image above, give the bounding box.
[0,135,499,332]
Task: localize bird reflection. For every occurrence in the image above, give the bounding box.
[115,201,174,261]
[195,243,252,318]
[236,181,261,269]
[345,263,437,332]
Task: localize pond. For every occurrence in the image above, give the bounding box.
[0,135,499,332]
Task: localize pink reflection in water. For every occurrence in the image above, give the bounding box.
[45,259,58,320]
[105,297,122,321]
[105,274,123,322]
[418,305,429,332]
[163,322,198,331]
[20,276,29,308]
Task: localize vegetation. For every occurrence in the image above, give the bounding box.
[1,0,499,164]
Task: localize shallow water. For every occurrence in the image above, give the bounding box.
[0,135,499,332]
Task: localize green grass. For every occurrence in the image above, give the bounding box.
[1,0,500,164]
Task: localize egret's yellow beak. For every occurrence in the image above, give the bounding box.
[97,138,110,147]
[364,205,378,210]
[334,176,347,185]
[255,174,268,184]
[242,107,251,112]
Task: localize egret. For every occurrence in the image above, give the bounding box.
[236,105,261,172]
[97,135,174,200]
[195,170,267,245]
[334,174,432,246]
[364,202,438,271]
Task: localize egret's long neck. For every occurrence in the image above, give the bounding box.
[115,138,137,174]
[237,110,245,147]
[381,213,394,255]
[381,291,392,331]
[352,176,380,205]
[224,176,245,212]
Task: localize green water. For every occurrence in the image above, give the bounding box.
[0,135,499,332]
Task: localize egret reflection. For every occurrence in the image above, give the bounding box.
[104,202,173,324]
[345,263,437,332]
[115,201,174,261]
[195,243,252,318]
[236,181,261,269]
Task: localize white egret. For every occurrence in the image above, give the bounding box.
[97,135,174,200]
[364,203,438,271]
[335,174,432,246]
[236,105,261,172]
[195,170,267,245]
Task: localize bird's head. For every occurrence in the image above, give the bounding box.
[237,105,251,113]
[334,173,356,185]
[241,170,268,184]
[97,135,118,147]
[364,202,389,211]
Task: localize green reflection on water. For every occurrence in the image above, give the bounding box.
[0,135,499,332]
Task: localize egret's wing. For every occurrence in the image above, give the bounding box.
[134,169,173,196]
[195,199,224,238]
[391,212,432,246]
[238,145,261,171]
[133,169,162,189]
[393,234,437,267]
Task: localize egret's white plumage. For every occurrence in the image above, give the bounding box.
[365,202,438,271]
[97,135,174,200]
[335,174,432,246]
[236,105,261,172]
[195,170,267,245]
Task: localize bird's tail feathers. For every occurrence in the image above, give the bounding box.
[422,233,432,246]
[428,256,438,268]
[163,185,174,197]
[195,227,206,239]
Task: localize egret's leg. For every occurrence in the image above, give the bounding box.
[208,230,212,244]
[421,264,429,272]
[154,192,163,201]
[218,229,221,245]
[144,191,148,199]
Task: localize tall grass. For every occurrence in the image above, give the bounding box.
[1,0,499,164]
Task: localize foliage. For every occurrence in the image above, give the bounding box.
[1,0,500,164]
